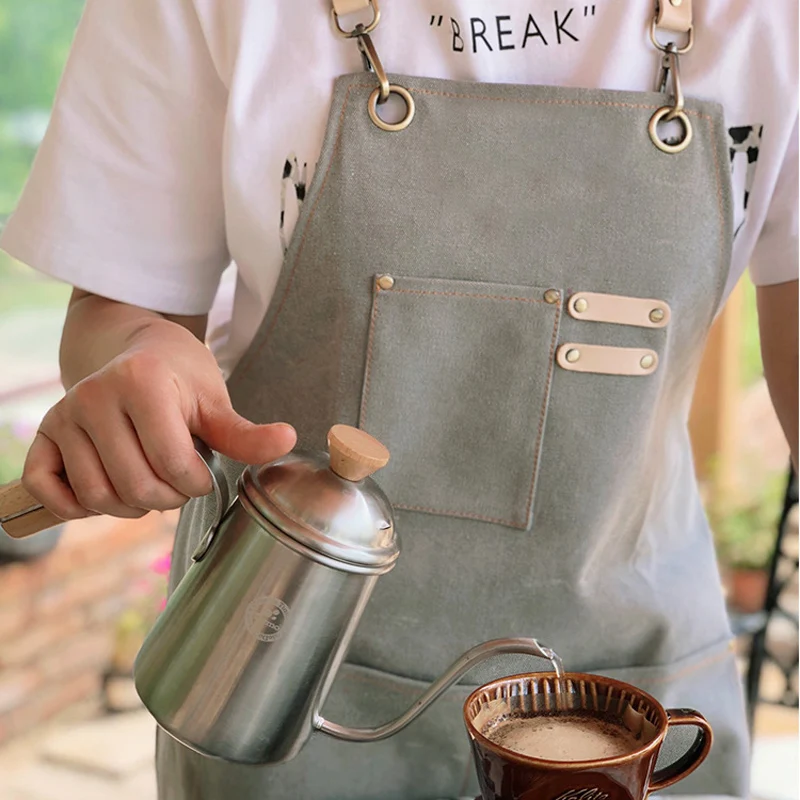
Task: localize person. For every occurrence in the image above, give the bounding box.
[1,1,797,798]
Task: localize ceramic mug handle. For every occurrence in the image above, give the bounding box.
[648,708,714,793]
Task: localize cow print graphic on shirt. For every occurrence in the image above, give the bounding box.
[729,124,763,238]
[278,125,764,249]
[280,154,308,253]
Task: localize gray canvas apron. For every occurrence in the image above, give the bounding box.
[157,4,749,798]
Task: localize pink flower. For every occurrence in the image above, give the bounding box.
[151,553,172,576]
[159,597,168,612]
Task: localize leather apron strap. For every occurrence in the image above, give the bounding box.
[656,0,693,33]
[331,0,371,14]
[331,0,380,37]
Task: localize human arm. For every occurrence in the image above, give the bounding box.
[22,289,295,523]
[0,0,299,522]
[757,281,798,468]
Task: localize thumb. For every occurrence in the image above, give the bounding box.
[196,402,297,465]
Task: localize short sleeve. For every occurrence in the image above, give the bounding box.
[0,0,230,315]
[749,117,799,287]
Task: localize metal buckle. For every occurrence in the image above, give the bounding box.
[332,2,414,132]
[650,43,692,153]
[331,0,381,38]
[656,43,685,119]
[357,28,390,104]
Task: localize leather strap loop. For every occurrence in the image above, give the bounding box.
[332,0,371,15]
[656,0,693,33]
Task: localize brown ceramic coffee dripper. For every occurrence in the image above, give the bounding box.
[464,672,712,800]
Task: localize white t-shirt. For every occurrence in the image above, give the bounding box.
[1,0,797,375]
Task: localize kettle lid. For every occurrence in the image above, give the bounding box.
[240,425,398,570]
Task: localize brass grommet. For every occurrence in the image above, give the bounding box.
[368,85,415,132]
[574,298,589,313]
[649,308,665,324]
[544,289,560,305]
[640,354,656,370]
[376,274,395,290]
[566,349,581,364]
[649,106,693,154]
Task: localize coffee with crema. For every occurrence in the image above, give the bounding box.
[487,713,641,762]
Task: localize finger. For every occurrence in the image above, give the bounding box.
[123,393,214,498]
[22,432,89,521]
[46,422,147,519]
[82,410,189,511]
[195,397,297,465]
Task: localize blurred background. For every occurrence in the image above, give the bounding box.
[0,2,796,799]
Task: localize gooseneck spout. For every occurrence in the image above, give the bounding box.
[314,637,561,743]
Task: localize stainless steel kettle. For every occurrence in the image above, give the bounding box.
[0,424,561,766]
[134,424,562,766]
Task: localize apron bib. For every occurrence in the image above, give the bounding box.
[158,3,749,797]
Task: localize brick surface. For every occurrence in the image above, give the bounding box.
[10,673,99,736]
[0,671,41,715]
[60,513,175,568]
[0,602,30,641]
[0,563,41,603]
[39,630,113,680]
[0,511,177,744]
[0,614,84,668]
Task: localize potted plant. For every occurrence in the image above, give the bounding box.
[709,475,783,614]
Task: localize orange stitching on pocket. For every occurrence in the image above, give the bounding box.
[523,302,561,525]
[361,284,559,529]
[359,289,382,429]
[350,81,714,121]
[393,502,528,529]
[391,287,549,304]
[645,647,733,688]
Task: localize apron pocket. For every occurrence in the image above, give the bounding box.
[359,274,562,530]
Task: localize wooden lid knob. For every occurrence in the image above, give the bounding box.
[327,425,390,482]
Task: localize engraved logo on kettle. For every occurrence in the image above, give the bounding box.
[245,596,291,642]
[554,791,610,800]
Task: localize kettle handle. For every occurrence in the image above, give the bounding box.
[0,482,63,538]
[314,637,561,743]
[189,438,232,562]
[0,438,230,546]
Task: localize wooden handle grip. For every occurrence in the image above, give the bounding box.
[0,480,64,539]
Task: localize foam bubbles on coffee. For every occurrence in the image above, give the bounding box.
[488,714,640,762]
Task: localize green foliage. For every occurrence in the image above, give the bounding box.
[0,0,85,215]
[0,0,85,111]
[709,472,785,570]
